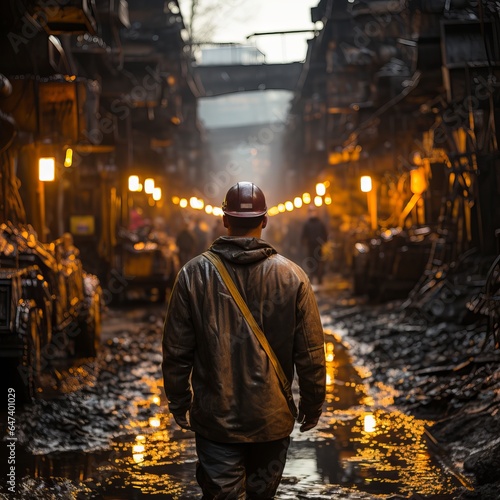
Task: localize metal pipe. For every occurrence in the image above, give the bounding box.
[246,30,317,39]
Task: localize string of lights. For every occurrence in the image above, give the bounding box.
[169,181,334,217]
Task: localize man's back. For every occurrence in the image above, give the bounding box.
[163,236,325,443]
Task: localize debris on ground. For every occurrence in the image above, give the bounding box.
[319,251,500,500]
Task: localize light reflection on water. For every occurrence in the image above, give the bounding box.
[315,407,458,496]
[93,385,200,498]
[279,330,464,498]
[3,326,468,499]
[96,329,464,499]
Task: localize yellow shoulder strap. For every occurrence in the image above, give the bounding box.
[203,250,297,418]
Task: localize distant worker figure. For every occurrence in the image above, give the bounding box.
[162,181,326,499]
[175,219,197,267]
[301,207,328,285]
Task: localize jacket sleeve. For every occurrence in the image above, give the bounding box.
[293,282,326,418]
[162,270,196,417]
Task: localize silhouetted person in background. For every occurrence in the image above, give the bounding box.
[301,207,328,285]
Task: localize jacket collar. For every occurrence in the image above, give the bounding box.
[209,236,276,264]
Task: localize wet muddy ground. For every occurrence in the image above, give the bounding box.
[1,275,499,499]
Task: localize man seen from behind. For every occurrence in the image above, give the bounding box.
[162,181,326,499]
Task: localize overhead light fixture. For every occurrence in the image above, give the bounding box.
[360,176,372,193]
[152,187,162,201]
[39,157,55,181]
[128,175,140,191]
[64,148,73,167]
[315,183,326,196]
[144,178,155,194]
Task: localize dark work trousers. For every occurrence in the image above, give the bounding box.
[195,434,291,499]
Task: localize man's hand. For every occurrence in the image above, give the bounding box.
[172,410,191,430]
[297,410,320,432]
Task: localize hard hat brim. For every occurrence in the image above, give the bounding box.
[222,209,267,218]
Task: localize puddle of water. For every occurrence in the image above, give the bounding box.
[1,387,201,498]
[90,429,199,498]
[0,318,470,499]
[279,330,467,498]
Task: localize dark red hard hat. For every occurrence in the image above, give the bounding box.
[222,182,267,218]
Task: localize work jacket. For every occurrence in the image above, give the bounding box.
[162,236,326,443]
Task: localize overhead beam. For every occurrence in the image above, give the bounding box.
[194,62,303,97]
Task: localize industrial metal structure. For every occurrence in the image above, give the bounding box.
[0,0,202,398]
[0,0,201,291]
[285,0,500,299]
[1,1,499,394]
[0,222,102,401]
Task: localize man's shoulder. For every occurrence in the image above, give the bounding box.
[270,253,308,278]
[177,253,208,277]
[271,252,293,265]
